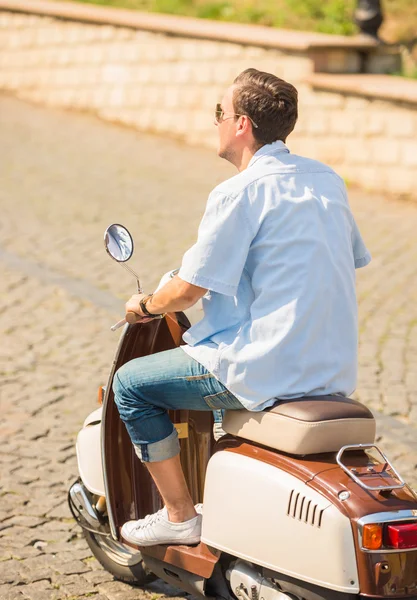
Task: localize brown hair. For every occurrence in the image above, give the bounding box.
[233,68,298,146]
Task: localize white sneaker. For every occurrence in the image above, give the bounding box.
[121,507,202,547]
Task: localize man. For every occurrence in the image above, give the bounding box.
[113,68,371,547]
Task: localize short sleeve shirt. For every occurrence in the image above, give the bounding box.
[178,141,371,411]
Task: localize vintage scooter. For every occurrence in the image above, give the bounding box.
[69,223,417,600]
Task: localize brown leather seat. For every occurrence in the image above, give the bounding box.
[222,395,376,455]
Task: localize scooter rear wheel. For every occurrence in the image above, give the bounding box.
[84,529,156,586]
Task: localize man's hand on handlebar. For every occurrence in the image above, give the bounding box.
[125,294,155,324]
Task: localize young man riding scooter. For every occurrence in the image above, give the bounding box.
[112,68,371,547]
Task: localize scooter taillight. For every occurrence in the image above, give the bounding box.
[386,523,417,549]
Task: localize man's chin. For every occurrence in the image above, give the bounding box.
[217,146,228,161]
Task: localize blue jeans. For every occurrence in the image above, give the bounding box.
[113,347,244,462]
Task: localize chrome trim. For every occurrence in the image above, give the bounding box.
[357,510,417,553]
[69,481,102,529]
[69,482,143,567]
[68,480,109,537]
[101,323,130,540]
[89,531,144,567]
[336,444,405,491]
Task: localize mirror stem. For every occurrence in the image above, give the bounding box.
[120,263,143,293]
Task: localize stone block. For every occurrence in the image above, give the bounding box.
[80,25,102,44]
[143,85,162,106]
[99,25,116,42]
[281,55,313,82]
[305,110,330,134]
[221,42,244,59]
[371,138,400,164]
[354,165,386,190]
[17,29,37,48]
[314,138,346,164]
[192,109,213,133]
[170,109,190,136]
[115,26,135,41]
[54,48,71,66]
[144,62,167,83]
[173,62,193,84]
[108,87,126,107]
[328,108,358,136]
[198,41,222,60]
[385,110,415,138]
[151,41,177,62]
[213,63,240,85]
[163,86,180,109]
[85,44,105,65]
[125,86,143,107]
[122,41,142,63]
[244,45,267,60]
[179,40,200,61]
[344,140,372,164]
[363,112,385,136]
[192,62,215,85]
[316,90,345,108]
[401,141,417,166]
[101,63,130,85]
[69,88,91,108]
[9,31,26,49]
[200,85,222,109]
[312,49,361,74]
[345,95,370,111]
[179,86,202,109]
[46,67,60,87]
[137,64,154,84]
[385,167,415,195]
[58,88,77,107]
[365,48,402,74]
[125,106,152,130]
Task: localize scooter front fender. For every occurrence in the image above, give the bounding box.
[76,406,105,496]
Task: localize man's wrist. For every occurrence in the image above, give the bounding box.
[139,294,164,318]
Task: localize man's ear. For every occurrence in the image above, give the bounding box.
[236,116,251,138]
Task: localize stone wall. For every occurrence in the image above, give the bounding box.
[0,2,416,198]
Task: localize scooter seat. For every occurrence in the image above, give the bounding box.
[222,395,376,455]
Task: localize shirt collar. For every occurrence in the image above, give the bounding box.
[248,140,290,169]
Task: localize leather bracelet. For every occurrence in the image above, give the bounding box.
[139,294,165,318]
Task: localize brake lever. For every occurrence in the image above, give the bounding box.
[110,318,126,332]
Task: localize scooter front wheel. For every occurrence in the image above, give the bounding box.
[83,529,155,586]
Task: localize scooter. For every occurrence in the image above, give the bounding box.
[69,223,417,600]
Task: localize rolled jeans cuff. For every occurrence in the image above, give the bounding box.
[133,427,180,463]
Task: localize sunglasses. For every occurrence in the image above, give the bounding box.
[214,103,258,128]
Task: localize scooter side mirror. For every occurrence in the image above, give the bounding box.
[104,223,134,263]
[104,224,143,331]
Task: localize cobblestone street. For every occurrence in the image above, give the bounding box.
[0,94,416,599]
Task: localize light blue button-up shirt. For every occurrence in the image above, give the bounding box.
[178,141,371,411]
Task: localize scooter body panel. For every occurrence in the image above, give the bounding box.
[202,449,360,594]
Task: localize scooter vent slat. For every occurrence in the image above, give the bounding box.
[287,490,323,528]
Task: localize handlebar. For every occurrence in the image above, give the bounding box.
[110,312,165,331]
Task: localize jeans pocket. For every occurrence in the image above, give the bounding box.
[203,389,243,410]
